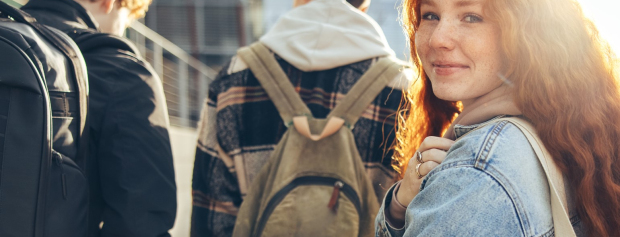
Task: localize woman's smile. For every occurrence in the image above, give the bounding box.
[431,60,470,76]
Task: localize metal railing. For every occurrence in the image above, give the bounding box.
[3,0,21,7]
[127,21,217,128]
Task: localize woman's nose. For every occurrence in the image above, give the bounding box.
[429,21,456,51]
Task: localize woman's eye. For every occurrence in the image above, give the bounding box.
[463,14,483,23]
[422,13,439,21]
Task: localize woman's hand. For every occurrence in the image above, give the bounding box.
[396,136,455,206]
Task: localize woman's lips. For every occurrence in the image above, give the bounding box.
[432,63,469,76]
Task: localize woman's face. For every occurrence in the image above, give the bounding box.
[415,0,504,106]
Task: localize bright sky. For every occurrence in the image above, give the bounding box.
[577,0,620,59]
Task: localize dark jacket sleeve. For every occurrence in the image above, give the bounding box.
[86,51,177,237]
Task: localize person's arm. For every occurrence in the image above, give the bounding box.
[190,76,243,237]
[376,182,407,237]
[92,57,177,237]
[376,163,524,237]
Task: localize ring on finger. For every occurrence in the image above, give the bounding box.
[415,163,424,179]
[416,151,424,164]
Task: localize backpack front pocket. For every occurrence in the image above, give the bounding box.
[45,150,88,237]
[256,176,361,237]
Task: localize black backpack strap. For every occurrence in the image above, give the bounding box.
[69,29,141,57]
[0,1,89,168]
[0,2,87,82]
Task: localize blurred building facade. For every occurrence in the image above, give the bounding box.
[145,0,262,71]
[145,0,408,71]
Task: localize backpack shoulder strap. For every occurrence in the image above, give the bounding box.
[0,1,89,163]
[237,42,312,125]
[327,57,405,128]
[494,117,576,237]
[70,29,141,57]
[0,3,86,82]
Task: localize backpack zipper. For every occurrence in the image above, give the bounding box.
[253,176,362,237]
[52,151,67,200]
[328,181,344,212]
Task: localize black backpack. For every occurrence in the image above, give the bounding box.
[0,2,89,236]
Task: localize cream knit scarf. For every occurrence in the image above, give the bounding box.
[443,84,522,140]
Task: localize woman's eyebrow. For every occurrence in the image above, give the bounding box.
[420,0,483,7]
[420,0,436,7]
[455,0,483,7]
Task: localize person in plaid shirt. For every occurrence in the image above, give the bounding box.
[190,0,412,236]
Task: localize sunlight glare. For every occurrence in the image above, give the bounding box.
[576,0,620,59]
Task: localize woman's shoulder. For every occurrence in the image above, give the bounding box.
[455,119,546,184]
[433,119,545,201]
[435,118,556,235]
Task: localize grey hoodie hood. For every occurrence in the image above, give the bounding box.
[259,0,395,72]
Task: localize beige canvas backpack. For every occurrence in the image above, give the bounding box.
[232,43,405,237]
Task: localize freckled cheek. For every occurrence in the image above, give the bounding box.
[414,30,432,63]
[463,32,502,72]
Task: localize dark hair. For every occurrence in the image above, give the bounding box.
[346,0,368,8]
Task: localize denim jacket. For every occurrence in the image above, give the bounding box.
[376,117,585,237]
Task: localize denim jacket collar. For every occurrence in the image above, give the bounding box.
[453,115,509,140]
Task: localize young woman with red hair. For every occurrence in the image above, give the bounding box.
[375,0,620,236]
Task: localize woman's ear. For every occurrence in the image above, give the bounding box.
[101,0,117,14]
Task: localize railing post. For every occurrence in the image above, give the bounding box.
[198,72,208,109]
[153,44,164,78]
[195,1,205,54]
[128,29,147,54]
[178,60,190,127]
